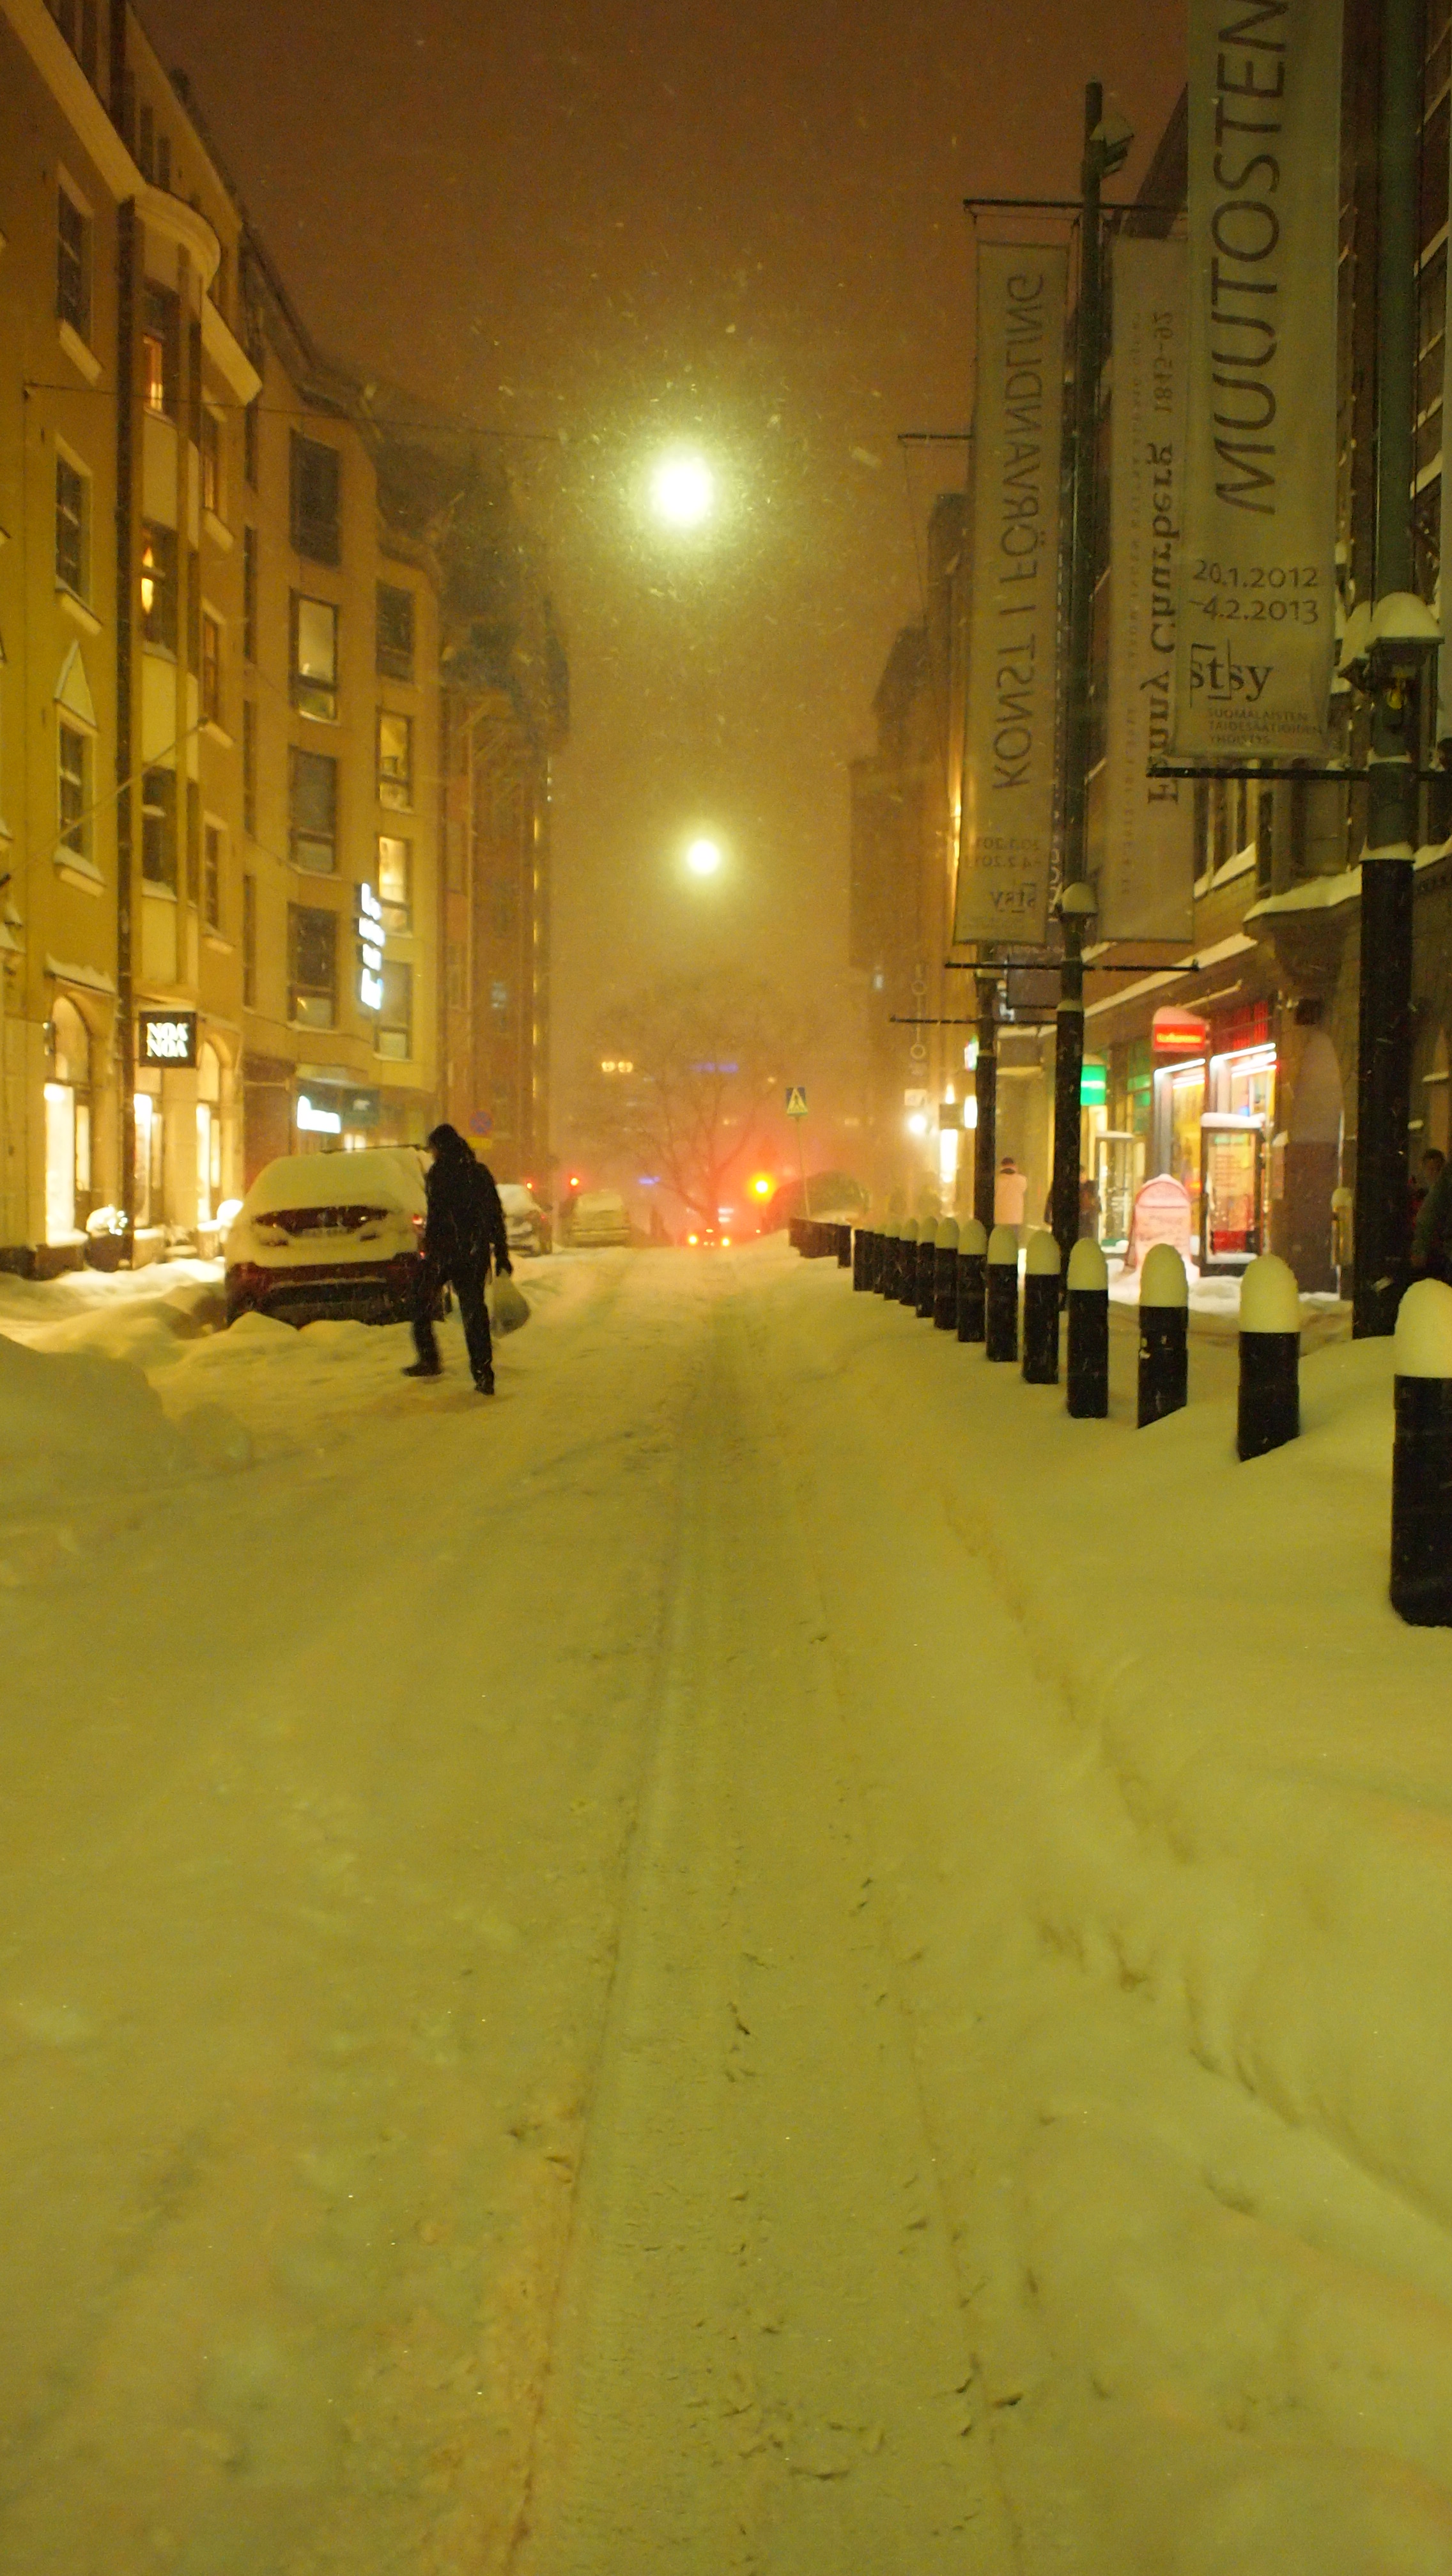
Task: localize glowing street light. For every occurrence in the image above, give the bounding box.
[650,451,714,529]
[684,836,722,878]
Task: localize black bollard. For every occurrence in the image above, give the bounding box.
[1021,1230,1060,1384]
[837,1222,852,1269]
[984,1225,1019,1363]
[898,1218,920,1308]
[853,1226,870,1291]
[1065,1236,1109,1418]
[1237,1255,1301,1460]
[1391,1280,1452,1625]
[934,1218,960,1328]
[916,1222,938,1319]
[957,1216,988,1344]
[1137,1243,1188,1427]
[879,1221,900,1300]
[865,1228,882,1291]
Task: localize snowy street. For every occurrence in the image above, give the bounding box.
[4,1243,1452,2572]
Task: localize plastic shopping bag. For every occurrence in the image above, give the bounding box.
[489,1273,530,1335]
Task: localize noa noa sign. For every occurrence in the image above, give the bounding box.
[138,1008,198,1068]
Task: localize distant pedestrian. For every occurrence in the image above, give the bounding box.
[1078,1173,1101,1239]
[404,1123,512,1394]
[994,1157,1028,1229]
[1413,1150,1452,1284]
[1411,1145,1445,1225]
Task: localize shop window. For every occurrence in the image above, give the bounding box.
[289,902,337,1029]
[201,408,223,518]
[376,709,412,810]
[58,722,89,857]
[242,525,258,662]
[201,611,223,725]
[376,833,411,930]
[141,767,177,887]
[376,582,415,681]
[204,824,223,930]
[376,960,412,1062]
[140,522,177,651]
[133,1091,161,1227]
[242,698,258,837]
[242,872,258,1007]
[291,595,338,721]
[290,433,341,566]
[57,187,90,341]
[142,282,178,420]
[56,454,88,597]
[290,746,337,873]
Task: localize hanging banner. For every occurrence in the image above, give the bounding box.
[1171,0,1342,761]
[1440,111,1452,739]
[1102,235,1194,939]
[955,241,1069,947]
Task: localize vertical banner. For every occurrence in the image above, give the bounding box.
[1102,235,1194,940]
[1171,0,1343,760]
[955,241,1069,947]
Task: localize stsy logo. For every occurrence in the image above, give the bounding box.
[1188,643,1271,705]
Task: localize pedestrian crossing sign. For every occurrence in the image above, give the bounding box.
[785,1085,808,1117]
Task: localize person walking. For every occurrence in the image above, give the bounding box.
[404,1123,511,1393]
[1412,1149,1452,1285]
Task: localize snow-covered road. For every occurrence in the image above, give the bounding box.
[3,1242,1452,2573]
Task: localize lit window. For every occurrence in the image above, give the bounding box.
[140,522,177,650]
[58,723,89,856]
[56,455,86,595]
[57,189,89,340]
[141,283,177,418]
[201,408,223,518]
[289,902,337,1029]
[291,594,338,721]
[376,710,412,810]
[376,833,411,930]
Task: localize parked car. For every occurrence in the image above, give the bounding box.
[498,1181,552,1257]
[569,1188,632,1248]
[224,1148,433,1328]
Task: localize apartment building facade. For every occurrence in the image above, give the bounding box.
[0,0,564,1268]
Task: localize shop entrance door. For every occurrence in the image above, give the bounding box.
[43,1082,76,1241]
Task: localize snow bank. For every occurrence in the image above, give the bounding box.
[0,1333,192,1556]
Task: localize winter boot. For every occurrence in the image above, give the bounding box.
[402,1360,442,1379]
[474,1367,495,1395]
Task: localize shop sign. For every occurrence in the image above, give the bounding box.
[1080,1060,1108,1108]
[1124,1172,1194,1273]
[139,1008,198,1068]
[357,882,386,1012]
[1152,1007,1209,1055]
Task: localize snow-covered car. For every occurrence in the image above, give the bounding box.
[569,1188,631,1248]
[498,1181,552,1257]
[224,1148,432,1328]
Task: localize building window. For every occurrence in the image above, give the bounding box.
[289,903,337,1029]
[201,408,223,518]
[291,594,338,721]
[376,960,413,1061]
[141,767,177,887]
[201,612,223,725]
[290,433,341,566]
[56,454,87,596]
[58,723,89,856]
[140,522,177,651]
[376,710,413,810]
[242,525,258,663]
[186,777,201,903]
[376,582,415,681]
[243,397,259,490]
[142,282,178,419]
[204,822,223,929]
[289,746,337,873]
[57,188,90,340]
[188,318,203,452]
[376,833,411,930]
[242,698,258,837]
[242,871,257,1006]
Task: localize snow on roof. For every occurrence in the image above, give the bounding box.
[241,1150,426,1218]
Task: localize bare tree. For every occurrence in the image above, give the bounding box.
[576,970,805,1225]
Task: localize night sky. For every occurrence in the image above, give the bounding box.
[141,0,1185,1122]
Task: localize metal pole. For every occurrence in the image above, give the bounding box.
[1353,0,1421,1338]
[115,195,137,1264]
[973,968,998,1234]
[1052,80,1106,1282]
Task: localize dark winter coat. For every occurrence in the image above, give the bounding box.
[423,1137,510,1280]
[1413,1165,1452,1279]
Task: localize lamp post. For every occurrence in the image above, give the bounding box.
[973,967,998,1236]
[1352,0,1435,1337]
[1053,83,1130,1284]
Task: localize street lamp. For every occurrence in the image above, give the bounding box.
[684,836,722,878]
[650,452,714,530]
